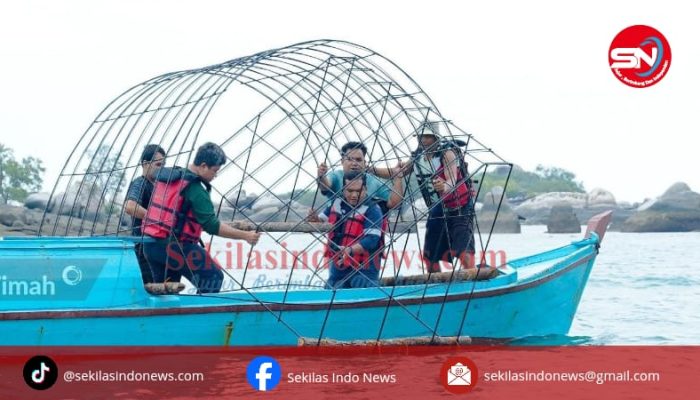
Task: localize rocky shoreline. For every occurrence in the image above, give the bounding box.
[0,204,126,237]
[2,182,699,236]
[506,182,700,233]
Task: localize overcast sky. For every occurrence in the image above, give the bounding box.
[1,0,697,203]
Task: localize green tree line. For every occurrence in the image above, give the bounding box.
[476,165,585,199]
[0,143,45,204]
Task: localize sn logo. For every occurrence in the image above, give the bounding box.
[609,26,670,87]
[610,37,662,70]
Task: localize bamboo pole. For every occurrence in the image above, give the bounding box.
[297,336,471,346]
[225,220,417,234]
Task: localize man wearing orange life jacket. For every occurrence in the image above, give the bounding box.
[142,142,260,294]
[309,172,384,289]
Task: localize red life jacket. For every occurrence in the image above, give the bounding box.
[413,146,471,209]
[142,168,203,243]
[324,198,385,269]
[436,162,470,209]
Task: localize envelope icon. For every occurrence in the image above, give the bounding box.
[447,363,471,386]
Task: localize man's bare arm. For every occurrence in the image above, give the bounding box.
[218,223,261,245]
[124,199,147,219]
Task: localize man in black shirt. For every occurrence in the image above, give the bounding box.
[124,144,165,284]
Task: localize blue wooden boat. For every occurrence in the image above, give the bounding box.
[0,212,611,346]
[0,40,612,346]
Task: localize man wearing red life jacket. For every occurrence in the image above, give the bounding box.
[309,172,384,289]
[372,122,475,273]
[142,142,260,294]
[401,121,476,273]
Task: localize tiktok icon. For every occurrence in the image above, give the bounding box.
[23,355,58,390]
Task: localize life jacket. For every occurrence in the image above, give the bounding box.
[142,167,205,243]
[324,198,386,269]
[412,140,471,209]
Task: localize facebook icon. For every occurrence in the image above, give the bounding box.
[246,356,282,391]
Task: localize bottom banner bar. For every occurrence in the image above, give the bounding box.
[0,346,696,399]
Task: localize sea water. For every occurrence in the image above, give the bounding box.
[205,226,700,345]
[486,226,700,345]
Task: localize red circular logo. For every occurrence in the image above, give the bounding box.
[440,356,478,394]
[609,25,671,88]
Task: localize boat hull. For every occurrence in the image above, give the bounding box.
[0,239,597,346]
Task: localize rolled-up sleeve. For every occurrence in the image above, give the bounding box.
[183,183,221,235]
[324,170,343,197]
[126,177,145,202]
